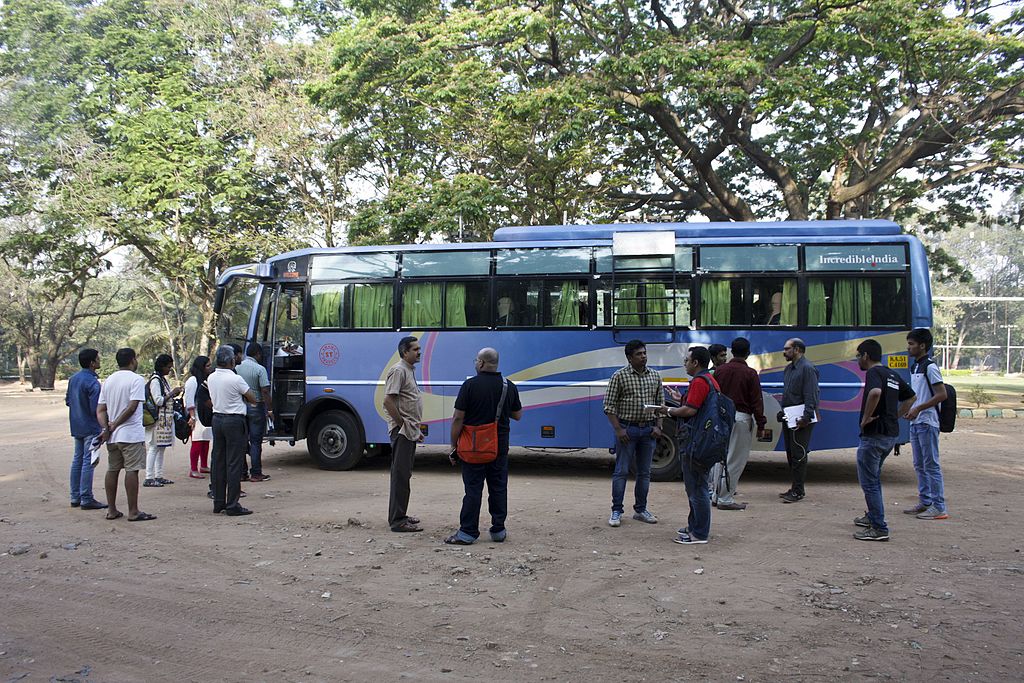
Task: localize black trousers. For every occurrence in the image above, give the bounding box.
[388,430,417,528]
[783,424,814,495]
[212,414,247,510]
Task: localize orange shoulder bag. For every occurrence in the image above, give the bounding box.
[457,379,508,465]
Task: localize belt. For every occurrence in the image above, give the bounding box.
[213,412,246,418]
[621,420,656,427]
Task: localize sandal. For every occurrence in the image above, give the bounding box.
[127,512,157,522]
[105,511,124,520]
[444,534,473,545]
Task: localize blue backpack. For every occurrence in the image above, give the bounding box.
[683,374,736,473]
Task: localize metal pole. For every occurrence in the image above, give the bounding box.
[945,327,950,370]
[1007,325,1011,375]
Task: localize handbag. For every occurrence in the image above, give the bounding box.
[456,379,508,465]
[142,373,162,427]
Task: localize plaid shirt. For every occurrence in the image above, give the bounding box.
[603,364,664,423]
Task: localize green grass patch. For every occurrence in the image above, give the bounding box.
[945,374,1024,409]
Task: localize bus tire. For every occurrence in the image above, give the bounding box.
[650,418,681,482]
[308,410,363,471]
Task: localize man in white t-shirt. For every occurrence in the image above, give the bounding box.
[96,348,156,522]
[905,328,949,521]
[208,345,258,516]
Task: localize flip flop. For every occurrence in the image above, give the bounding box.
[105,511,124,520]
[127,512,157,522]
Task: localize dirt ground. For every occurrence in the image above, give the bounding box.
[1,383,1022,683]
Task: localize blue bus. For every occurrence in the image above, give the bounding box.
[214,219,930,480]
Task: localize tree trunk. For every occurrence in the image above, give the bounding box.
[16,345,28,384]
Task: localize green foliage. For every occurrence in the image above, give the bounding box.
[309,0,1024,235]
[967,384,994,408]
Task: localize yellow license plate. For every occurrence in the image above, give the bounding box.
[887,355,908,369]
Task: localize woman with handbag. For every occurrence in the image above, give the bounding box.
[143,354,182,487]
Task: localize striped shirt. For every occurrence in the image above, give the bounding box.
[603,365,664,424]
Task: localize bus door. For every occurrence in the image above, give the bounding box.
[257,284,306,436]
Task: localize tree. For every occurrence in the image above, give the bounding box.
[311,0,1023,239]
[1,0,308,360]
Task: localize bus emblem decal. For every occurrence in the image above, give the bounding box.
[319,343,340,366]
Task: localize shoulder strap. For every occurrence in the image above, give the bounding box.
[494,378,509,422]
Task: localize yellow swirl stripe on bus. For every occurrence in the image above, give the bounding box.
[371,331,908,424]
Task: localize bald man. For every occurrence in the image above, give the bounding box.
[445,348,523,545]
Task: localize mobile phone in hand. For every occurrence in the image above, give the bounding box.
[448,448,459,466]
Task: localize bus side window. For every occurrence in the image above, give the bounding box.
[751,278,796,326]
[807,277,906,327]
[495,280,540,326]
[544,280,588,327]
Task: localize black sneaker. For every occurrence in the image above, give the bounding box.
[778,489,795,499]
[781,491,804,503]
[854,526,890,542]
[142,479,163,488]
[854,513,871,527]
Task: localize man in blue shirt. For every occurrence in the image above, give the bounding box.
[65,348,107,510]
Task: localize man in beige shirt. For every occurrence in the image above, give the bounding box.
[383,336,424,532]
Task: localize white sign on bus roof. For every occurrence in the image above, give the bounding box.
[612,231,675,256]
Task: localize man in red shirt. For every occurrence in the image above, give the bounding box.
[662,346,718,544]
[709,337,767,510]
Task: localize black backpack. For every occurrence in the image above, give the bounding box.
[682,374,736,473]
[913,358,957,433]
[195,380,214,427]
[172,397,191,443]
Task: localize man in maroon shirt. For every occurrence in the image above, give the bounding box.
[709,338,767,510]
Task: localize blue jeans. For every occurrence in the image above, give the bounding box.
[856,434,897,533]
[458,444,509,539]
[246,404,267,476]
[910,423,945,512]
[611,425,655,513]
[681,454,712,541]
[70,435,99,504]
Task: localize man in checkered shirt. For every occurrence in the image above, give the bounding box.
[603,339,665,528]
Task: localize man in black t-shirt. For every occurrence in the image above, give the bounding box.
[853,339,916,542]
[445,348,523,545]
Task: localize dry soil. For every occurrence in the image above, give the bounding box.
[1,383,1022,682]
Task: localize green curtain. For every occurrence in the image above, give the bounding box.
[311,288,342,328]
[445,283,467,327]
[807,280,827,326]
[552,281,580,327]
[647,283,670,326]
[701,280,731,326]
[402,282,443,327]
[616,284,640,326]
[780,280,798,325]
[353,283,393,328]
[831,279,855,326]
[856,280,872,326]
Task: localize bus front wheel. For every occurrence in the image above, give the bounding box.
[650,418,681,482]
[308,410,363,471]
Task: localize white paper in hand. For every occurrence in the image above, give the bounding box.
[783,404,818,428]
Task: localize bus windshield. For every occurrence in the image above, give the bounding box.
[216,276,261,342]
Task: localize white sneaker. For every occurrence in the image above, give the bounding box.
[608,511,622,527]
[632,510,658,524]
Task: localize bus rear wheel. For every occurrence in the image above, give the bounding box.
[308,410,363,471]
[650,418,681,482]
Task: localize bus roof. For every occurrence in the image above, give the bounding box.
[240,220,913,274]
[492,219,902,242]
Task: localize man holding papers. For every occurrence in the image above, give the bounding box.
[779,338,819,503]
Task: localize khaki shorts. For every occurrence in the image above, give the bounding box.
[107,442,146,472]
